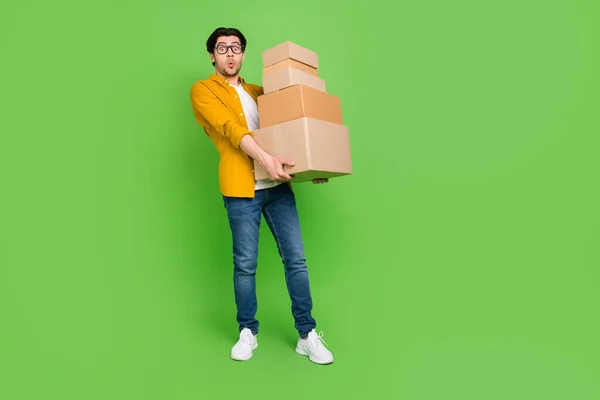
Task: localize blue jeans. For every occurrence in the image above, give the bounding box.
[222,183,316,338]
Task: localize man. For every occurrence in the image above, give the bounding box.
[189,27,334,365]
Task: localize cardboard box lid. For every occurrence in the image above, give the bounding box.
[262,41,319,69]
[262,67,326,94]
[258,84,343,128]
[263,59,318,77]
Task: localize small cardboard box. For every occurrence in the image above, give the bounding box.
[263,59,318,77]
[253,117,352,182]
[258,84,343,128]
[262,41,319,69]
[262,67,326,94]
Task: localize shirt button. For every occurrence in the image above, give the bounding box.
[235,95,238,98]
[240,113,243,116]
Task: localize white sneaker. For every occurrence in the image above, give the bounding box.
[230,328,257,361]
[295,329,334,364]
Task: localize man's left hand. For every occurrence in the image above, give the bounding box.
[312,178,329,184]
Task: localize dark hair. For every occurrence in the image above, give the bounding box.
[206,27,247,66]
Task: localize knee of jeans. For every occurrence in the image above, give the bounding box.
[234,255,258,275]
[282,252,307,269]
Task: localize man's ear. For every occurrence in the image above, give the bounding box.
[210,52,216,63]
[242,52,245,62]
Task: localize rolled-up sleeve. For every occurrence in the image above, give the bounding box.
[190,83,252,149]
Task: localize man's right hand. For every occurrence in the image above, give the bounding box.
[264,155,295,181]
[239,134,295,181]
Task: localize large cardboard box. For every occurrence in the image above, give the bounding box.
[263,59,318,77]
[262,67,326,94]
[253,117,352,182]
[262,41,319,69]
[258,84,343,128]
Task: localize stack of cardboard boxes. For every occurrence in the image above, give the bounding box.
[253,41,353,182]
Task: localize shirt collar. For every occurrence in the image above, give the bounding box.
[209,73,246,87]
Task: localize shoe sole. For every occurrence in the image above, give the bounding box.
[295,346,334,365]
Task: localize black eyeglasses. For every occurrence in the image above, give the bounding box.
[215,43,244,55]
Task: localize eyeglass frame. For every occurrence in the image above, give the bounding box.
[214,42,245,55]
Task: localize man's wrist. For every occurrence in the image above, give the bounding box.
[240,134,270,166]
[255,148,270,167]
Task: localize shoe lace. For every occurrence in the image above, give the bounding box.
[314,331,329,348]
[240,331,254,346]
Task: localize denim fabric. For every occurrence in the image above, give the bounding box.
[222,183,316,338]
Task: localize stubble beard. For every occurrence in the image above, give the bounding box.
[218,61,241,77]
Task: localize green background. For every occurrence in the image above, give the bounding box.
[2,0,599,398]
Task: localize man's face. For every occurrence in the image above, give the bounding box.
[211,36,245,78]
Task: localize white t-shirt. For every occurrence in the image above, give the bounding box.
[230,82,281,191]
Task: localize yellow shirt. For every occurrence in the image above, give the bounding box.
[190,74,264,198]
